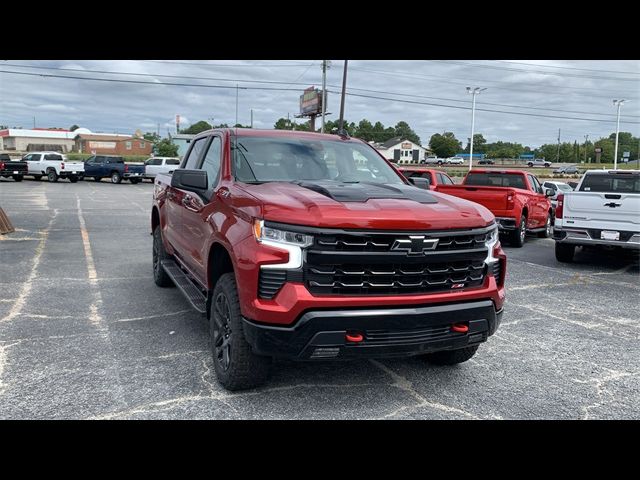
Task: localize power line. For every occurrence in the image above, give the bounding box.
[138,60,311,67]
[494,60,640,75]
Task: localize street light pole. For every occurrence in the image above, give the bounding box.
[612,99,626,170]
[584,134,589,164]
[466,87,486,171]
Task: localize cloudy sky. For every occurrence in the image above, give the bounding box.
[1,60,638,148]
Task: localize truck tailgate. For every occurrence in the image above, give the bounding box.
[563,192,640,231]
[63,162,85,173]
[436,185,511,211]
[126,163,145,174]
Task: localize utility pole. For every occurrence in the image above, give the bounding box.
[250,109,253,129]
[556,128,561,162]
[235,84,239,127]
[466,87,486,171]
[321,60,330,133]
[612,99,626,170]
[338,60,348,134]
[583,134,589,164]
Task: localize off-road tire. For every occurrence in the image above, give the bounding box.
[47,170,58,183]
[510,215,527,247]
[426,345,479,365]
[538,213,552,238]
[152,226,173,287]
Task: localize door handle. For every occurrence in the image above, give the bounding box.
[182,194,204,212]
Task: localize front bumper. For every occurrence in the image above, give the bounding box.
[554,227,640,250]
[242,300,502,360]
[123,172,143,178]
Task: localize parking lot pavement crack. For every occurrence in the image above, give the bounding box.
[369,360,483,420]
[571,369,639,420]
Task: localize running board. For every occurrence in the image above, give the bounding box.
[161,260,207,314]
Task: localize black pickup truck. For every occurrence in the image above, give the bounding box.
[0,154,28,182]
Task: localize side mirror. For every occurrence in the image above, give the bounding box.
[545,188,554,197]
[408,177,430,190]
[171,169,208,192]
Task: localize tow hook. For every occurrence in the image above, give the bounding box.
[451,323,469,333]
[345,332,364,343]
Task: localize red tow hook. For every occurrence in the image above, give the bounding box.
[345,332,364,343]
[451,323,469,333]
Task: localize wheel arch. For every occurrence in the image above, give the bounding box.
[206,242,236,319]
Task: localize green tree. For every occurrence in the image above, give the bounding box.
[429,132,461,158]
[69,124,80,131]
[464,133,487,153]
[143,132,160,144]
[156,138,179,157]
[394,121,420,145]
[355,119,374,141]
[180,120,212,135]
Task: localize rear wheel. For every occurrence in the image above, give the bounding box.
[510,215,527,247]
[555,243,575,262]
[152,226,173,287]
[527,162,533,167]
[47,170,58,183]
[210,273,271,391]
[110,172,122,184]
[69,176,78,183]
[538,213,552,238]
[425,345,479,365]
[13,175,23,182]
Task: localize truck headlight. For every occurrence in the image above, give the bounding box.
[253,220,313,270]
[484,224,499,264]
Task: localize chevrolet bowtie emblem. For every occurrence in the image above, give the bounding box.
[391,236,439,255]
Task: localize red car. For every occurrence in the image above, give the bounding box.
[436,169,554,247]
[397,167,456,190]
[151,129,506,390]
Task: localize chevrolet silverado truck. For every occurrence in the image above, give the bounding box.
[397,167,456,190]
[151,128,506,390]
[554,170,640,262]
[0,154,28,181]
[435,169,554,247]
[83,155,145,184]
[23,151,85,182]
[143,156,181,181]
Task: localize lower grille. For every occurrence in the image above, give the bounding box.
[492,259,503,286]
[258,270,287,299]
[365,325,453,345]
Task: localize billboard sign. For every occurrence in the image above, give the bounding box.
[401,142,413,149]
[299,87,323,115]
[594,147,602,153]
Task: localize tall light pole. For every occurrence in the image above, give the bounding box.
[321,60,331,133]
[612,99,626,170]
[583,134,589,164]
[338,60,349,135]
[466,87,486,171]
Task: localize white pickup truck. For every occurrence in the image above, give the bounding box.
[23,151,85,183]
[143,156,181,181]
[553,169,640,262]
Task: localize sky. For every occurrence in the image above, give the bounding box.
[1,60,639,148]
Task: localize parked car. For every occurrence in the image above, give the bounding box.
[0,154,28,182]
[397,167,456,190]
[423,156,444,165]
[151,128,506,390]
[527,159,552,168]
[143,156,181,181]
[22,151,85,183]
[553,165,580,175]
[542,181,574,207]
[435,169,554,247]
[554,170,640,262]
[446,156,465,165]
[478,159,495,165]
[83,155,145,184]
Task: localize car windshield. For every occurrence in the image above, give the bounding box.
[465,172,526,189]
[558,184,573,192]
[231,136,404,185]
[579,173,640,193]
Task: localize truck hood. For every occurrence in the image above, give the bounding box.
[243,181,494,230]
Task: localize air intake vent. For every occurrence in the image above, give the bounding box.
[492,259,503,286]
[258,270,287,299]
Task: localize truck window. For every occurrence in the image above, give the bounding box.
[465,172,526,190]
[579,173,640,193]
[146,158,162,166]
[199,136,222,188]
[45,154,63,161]
[183,137,208,170]
[166,159,180,165]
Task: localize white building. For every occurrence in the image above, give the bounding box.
[0,128,82,152]
[373,137,431,164]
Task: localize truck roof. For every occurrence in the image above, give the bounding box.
[201,127,362,142]
[582,169,639,175]
[468,169,530,175]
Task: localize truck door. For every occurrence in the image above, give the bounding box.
[145,158,162,176]
[164,136,208,264]
[527,174,547,226]
[24,153,40,174]
[180,135,223,281]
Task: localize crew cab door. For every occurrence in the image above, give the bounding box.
[179,134,223,280]
[23,153,41,174]
[527,174,548,227]
[145,158,162,176]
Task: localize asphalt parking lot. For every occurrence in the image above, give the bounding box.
[1,178,638,419]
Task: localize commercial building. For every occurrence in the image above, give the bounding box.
[0,128,78,152]
[75,133,153,156]
[169,134,195,158]
[373,137,431,164]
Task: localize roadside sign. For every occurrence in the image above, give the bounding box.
[594,147,602,153]
[623,151,630,158]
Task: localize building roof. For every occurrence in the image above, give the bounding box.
[75,134,138,141]
[0,129,78,140]
[379,137,404,149]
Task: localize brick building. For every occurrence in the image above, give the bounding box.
[75,134,153,155]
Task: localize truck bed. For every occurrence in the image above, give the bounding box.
[435,184,513,212]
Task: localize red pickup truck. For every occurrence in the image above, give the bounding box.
[397,167,456,190]
[436,170,554,247]
[151,129,506,390]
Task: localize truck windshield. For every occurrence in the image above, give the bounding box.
[579,173,640,193]
[465,172,526,189]
[231,136,403,185]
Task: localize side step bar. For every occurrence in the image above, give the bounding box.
[161,260,207,314]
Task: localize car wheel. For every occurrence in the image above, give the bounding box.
[425,345,479,365]
[538,213,552,238]
[210,273,271,391]
[510,215,527,247]
[110,172,122,184]
[555,243,575,263]
[13,175,23,182]
[47,170,58,183]
[527,162,533,167]
[69,176,78,183]
[152,226,174,287]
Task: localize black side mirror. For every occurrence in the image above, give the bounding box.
[171,169,208,192]
[408,177,430,190]
[545,188,554,197]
